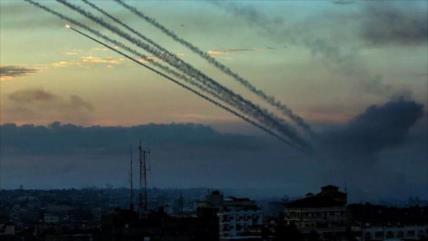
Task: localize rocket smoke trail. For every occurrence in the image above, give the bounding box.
[78,0,260,123]
[114,0,314,136]
[81,0,171,61]
[67,25,300,149]
[79,0,303,143]
[23,0,303,150]
[25,0,309,150]
[56,0,310,150]
[23,1,213,105]
[69,0,308,150]
[23,0,220,105]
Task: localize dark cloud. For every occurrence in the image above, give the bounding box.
[67,95,94,112]
[0,98,426,200]
[0,122,269,156]
[313,98,426,200]
[8,89,93,111]
[0,65,37,79]
[6,89,94,124]
[332,0,356,5]
[361,2,428,46]
[9,89,55,103]
[207,47,286,57]
[323,98,424,161]
[0,122,301,191]
[209,1,396,96]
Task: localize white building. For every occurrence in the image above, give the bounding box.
[357,225,428,241]
[43,213,60,224]
[0,223,15,236]
[218,197,262,241]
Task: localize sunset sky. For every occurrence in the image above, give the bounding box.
[0,1,427,200]
[1,0,426,129]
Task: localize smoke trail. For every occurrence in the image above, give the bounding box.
[68,25,301,150]
[22,0,253,128]
[114,0,313,136]
[81,0,169,59]
[57,0,310,150]
[56,0,310,149]
[24,0,304,150]
[79,0,306,144]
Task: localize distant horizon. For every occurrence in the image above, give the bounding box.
[1,186,427,206]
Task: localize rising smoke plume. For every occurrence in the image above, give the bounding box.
[323,97,424,162]
[317,97,425,200]
[361,2,428,46]
[6,88,94,124]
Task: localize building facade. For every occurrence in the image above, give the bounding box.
[357,225,428,241]
[197,191,262,241]
[218,197,262,241]
[284,185,348,240]
[0,223,15,236]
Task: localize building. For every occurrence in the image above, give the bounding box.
[348,203,428,241]
[218,197,262,241]
[98,207,218,241]
[357,225,428,241]
[43,213,60,224]
[0,223,15,236]
[197,190,224,218]
[197,191,263,241]
[284,185,348,240]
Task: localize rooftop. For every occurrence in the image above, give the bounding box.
[286,185,347,208]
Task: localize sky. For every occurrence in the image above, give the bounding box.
[0,0,427,202]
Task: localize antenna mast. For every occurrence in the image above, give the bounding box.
[143,147,148,212]
[129,145,134,211]
[138,140,150,212]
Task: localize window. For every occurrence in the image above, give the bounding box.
[364,232,371,240]
[375,231,383,238]
[222,224,230,231]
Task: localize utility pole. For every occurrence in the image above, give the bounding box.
[143,147,148,212]
[129,145,134,211]
[138,140,150,212]
[0,141,2,191]
[138,140,143,211]
[0,155,2,191]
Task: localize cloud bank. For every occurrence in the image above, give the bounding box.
[5,89,94,124]
[0,98,426,201]
[0,65,37,80]
[361,2,428,46]
[209,1,427,96]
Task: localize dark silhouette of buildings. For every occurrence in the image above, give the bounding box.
[1,187,428,241]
